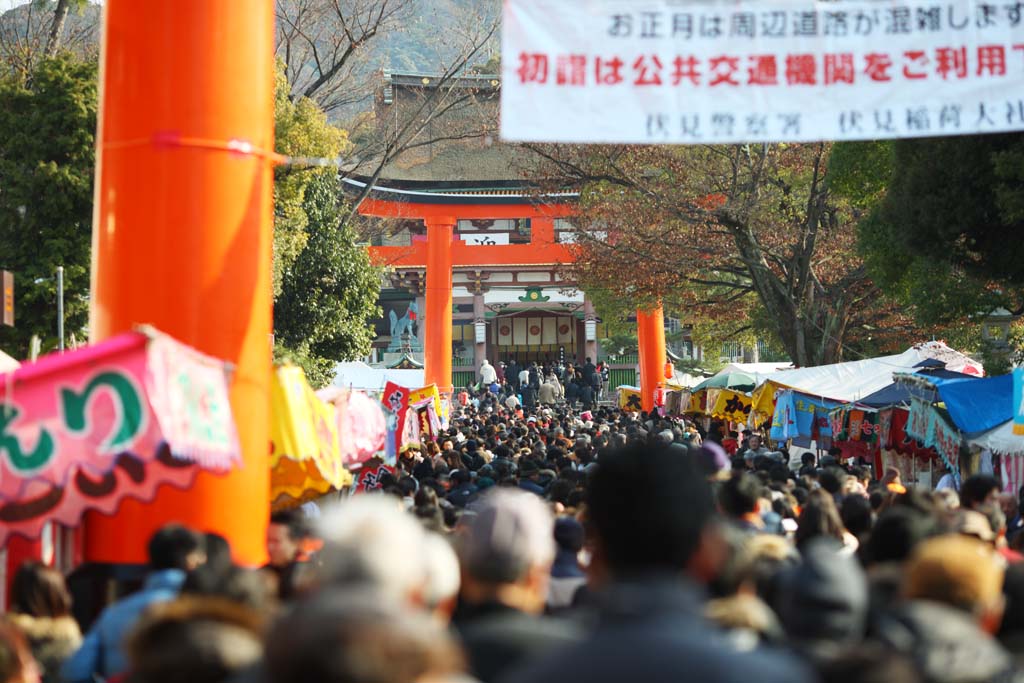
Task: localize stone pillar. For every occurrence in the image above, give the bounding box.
[85,0,273,565]
[472,293,486,378]
[583,297,598,362]
[424,216,455,394]
[637,303,667,412]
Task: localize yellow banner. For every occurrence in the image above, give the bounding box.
[710,388,753,423]
[409,384,446,421]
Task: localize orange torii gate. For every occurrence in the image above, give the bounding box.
[358,187,668,410]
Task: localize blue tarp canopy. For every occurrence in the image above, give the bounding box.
[936,372,1013,435]
[860,365,978,408]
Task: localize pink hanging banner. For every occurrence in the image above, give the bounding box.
[0,328,240,544]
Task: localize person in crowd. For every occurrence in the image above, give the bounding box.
[123,596,264,683]
[263,509,313,600]
[960,473,1001,511]
[446,469,479,508]
[935,464,958,491]
[795,488,854,553]
[582,357,597,389]
[504,442,811,683]
[797,452,817,477]
[721,430,740,456]
[876,534,1017,683]
[738,433,772,461]
[62,524,206,683]
[505,391,522,412]
[998,562,1024,666]
[537,377,558,406]
[518,366,532,408]
[719,471,768,533]
[546,517,587,612]
[563,376,579,408]
[705,524,786,649]
[422,533,461,624]
[480,359,498,387]
[452,489,581,682]
[517,459,545,496]
[5,562,80,683]
[774,538,869,666]
[506,359,521,393]
[316,495,429,608]
[264,591,467,683]
[0,621,40,683]
[579,380,594,411]
[182,563,273,614]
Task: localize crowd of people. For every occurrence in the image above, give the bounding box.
[468,358,608,411]
[2,401,1024,683]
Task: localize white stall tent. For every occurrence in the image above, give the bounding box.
[758,342,981,403]
[331,361,425,393]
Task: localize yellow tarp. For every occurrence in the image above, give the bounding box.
[270,365,351,510]
[751,380,783,419]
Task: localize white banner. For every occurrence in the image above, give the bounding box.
[461,233,511,246]
[501,0,1024,143]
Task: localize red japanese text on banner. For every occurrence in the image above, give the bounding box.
[502,0,1024,143]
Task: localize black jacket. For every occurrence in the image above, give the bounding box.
[446,483,479,508]
[453,601,582,683]
[501,577,812,683]
[876,600,1024,683]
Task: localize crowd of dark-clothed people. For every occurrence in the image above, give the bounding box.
[468,358,608,412]
[4,402,1024,683]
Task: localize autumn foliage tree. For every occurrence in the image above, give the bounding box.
[530,142,921,367]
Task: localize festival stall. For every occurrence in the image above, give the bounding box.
[687,362,792,424]
[752,342,982,419]
[896,372,1021,492]
[0,328,241,546]
[756,343,982,474]
[617,385,643,412]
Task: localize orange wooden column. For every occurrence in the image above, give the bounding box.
[85,0,274,566]
[424,217,455,395]
[637,304,667,412]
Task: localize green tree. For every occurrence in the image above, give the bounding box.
[846,135,1024,326]
[273,61,348,297]
[0,56,96,357]
[273,64,381,387]
[535,143,917,367]
[274,172,380,387]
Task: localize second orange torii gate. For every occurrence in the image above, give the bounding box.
[357,188,668,410]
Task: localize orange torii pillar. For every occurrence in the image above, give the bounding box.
[84,0,274,566]
[637,304,667,412]
[424,216,456,395]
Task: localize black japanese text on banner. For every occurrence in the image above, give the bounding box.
[501,0,1024,144]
